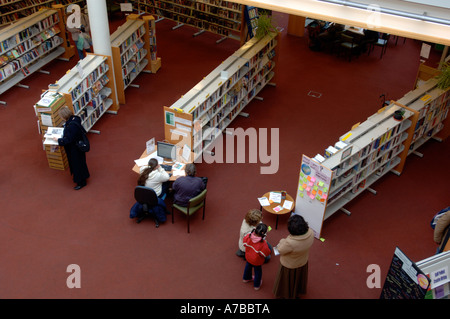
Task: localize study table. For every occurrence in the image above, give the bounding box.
[259,192,295,230]
[132,146,195,181]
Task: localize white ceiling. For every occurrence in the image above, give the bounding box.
[231,0,450,46]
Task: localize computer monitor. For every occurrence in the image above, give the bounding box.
[157,141,177,160]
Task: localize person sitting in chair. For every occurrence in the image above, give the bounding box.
[172,163,206,207]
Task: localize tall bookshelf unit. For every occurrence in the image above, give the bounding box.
[295,76,449,239]
[110,13,161,105]
[163,31,279,160]
[137,0,245,43]
[54,53,118,133]
[0,8,71,104]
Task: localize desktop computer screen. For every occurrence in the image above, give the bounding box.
[157,141,177,160]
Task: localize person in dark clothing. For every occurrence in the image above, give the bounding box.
[172,163,205,206]
[55,106,90,190]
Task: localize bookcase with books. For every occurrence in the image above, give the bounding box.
[110,13,161,105]
[34,91,69,170]
[243,5,258,41]
[0,8,70,104]
[53,53,118,132]
[137,0,245,42]
[0,0,54,27]
[396,78,449,156]
[295,103,416,238]
[162,31,279,160]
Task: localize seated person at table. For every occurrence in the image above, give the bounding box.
[138,158,170,199]
[172,163,205,207]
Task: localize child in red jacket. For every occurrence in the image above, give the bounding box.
[242,223,271,290]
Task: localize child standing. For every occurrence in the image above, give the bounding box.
[242,223,271,290]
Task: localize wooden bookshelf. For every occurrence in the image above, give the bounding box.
[0,8,70,104]
[295,103,416,238]
[163,31,279,160]
[295,76,449,239]
[53,53,119,133]
[137,0,245,43]
[395,77,450,156]
[34,91,69,170]
[0,0,55,27]
[110,13,161,105]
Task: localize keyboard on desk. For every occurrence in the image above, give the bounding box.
[161,164,172,171]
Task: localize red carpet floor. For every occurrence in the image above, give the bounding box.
[0,12,448,300]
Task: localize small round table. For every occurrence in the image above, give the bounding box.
[259,192,295,229]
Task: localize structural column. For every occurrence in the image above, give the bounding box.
[86,0,119,106]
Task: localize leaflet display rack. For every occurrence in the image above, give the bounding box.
[34,92,69,170]
[53,53,118,133]
[0,8,70,104]
[162,31,279,161]
[110,14,161,105]
[137,0,245,43]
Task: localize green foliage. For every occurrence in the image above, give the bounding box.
[437,62,450,90]
[255,14,276,39]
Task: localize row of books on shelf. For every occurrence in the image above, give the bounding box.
[194,3,242,20]
[120,39,145,65]
[0,13,59,53]
[72,74,109,114]
[119,26,145,55]
[198,0,242,11]
[69,62,108,101]
[0,36,62,81]
[193,99,246,153]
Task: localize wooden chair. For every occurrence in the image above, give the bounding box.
[338,33,360,62]
[172,189,207,233]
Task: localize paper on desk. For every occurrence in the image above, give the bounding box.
[173,170,185,177]
[273,205,283,213]
[257,197,270,206]
[134,151,163,167]
[172,162,185,170]
[282,200,293,210]
[269,192,282,203]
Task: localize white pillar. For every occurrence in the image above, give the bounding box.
[86,0,118,107]
[86,0,111,56]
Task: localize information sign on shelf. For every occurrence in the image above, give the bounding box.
[294,155,333,239]
[380,247,430,299]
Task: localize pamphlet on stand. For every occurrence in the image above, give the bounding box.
[43,127,63,145]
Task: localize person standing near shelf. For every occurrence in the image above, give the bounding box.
[138,158,170,199]
[54,106,90,190]
[272,214,314,299]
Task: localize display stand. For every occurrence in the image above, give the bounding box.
[34,91,69,170]
[137,0,246,43]
[110,13,160,104]
[243,6,258,43]
[0,8,70,104]
[162,31,279,161]
[53,53,118,133]
[417,250,450,299]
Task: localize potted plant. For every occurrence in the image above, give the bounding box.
[436,61,450,90]
[255,13,277,39]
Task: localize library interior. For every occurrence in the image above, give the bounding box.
[0,0,449,300]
